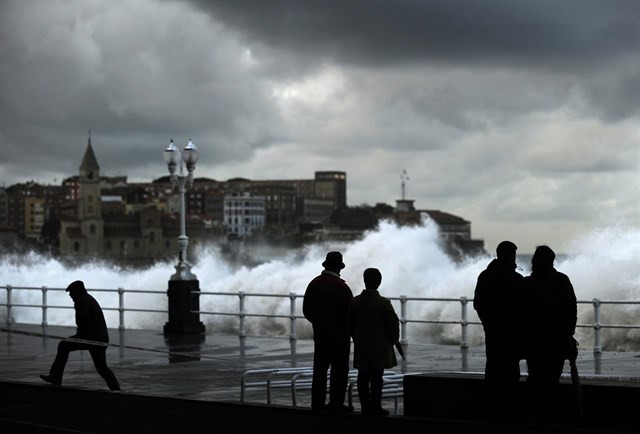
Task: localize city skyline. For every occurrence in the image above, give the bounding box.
[1,0,638,254]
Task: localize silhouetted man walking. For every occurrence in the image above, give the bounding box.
[473,241,524,423]
[348,268,399,416]
[303,251,353,412]
[40,280,120,390]
[522,245,577,425]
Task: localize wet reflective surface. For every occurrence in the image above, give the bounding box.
[1,324,638,408]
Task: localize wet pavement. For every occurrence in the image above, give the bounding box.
[1,323,639,410]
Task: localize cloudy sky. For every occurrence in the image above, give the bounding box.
[1,0,638,253]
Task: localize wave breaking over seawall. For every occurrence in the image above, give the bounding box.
[1,220,638,350]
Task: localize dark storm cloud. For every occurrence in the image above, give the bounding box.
[192,0,638,69]
[0,0,637,252]
[0,0,281,182]
[189,0,640,124]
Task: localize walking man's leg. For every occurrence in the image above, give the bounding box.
[41,340,82,385]
[90,347,120,391]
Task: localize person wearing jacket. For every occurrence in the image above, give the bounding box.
[473,240,524,423]
[348,268,399,416]
[303,251,354,412]
[40,280,120,390]
[522,245,577,424]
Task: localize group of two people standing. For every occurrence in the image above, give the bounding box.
[474,241,578,424]
[303,251,400,416]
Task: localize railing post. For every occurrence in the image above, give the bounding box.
[6,285,13,325]
[399,296,408,347]
[238,291,246,338]
[460,296,469,349]
[41,286,48,327]
[593,298,602,356]
[118,288,125,331]
[289,292,297,345]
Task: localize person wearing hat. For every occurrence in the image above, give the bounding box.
[473,241,524,424]
[40,280,120,390]
[303,251,354,412]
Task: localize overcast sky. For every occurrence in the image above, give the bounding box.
[1,0,638,253]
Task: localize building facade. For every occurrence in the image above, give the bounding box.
[224,193,266,237]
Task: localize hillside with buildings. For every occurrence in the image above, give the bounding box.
[0,136,483,265]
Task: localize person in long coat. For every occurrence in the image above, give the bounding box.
[303,251,354,412]
[521,245,577,424]
[40,280,120,390]
[347,268,399,416]
[473,240,524,423]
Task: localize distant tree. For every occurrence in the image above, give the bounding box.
[41,209,61,247]
[331,205,377,230]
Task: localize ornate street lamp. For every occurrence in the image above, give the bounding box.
[164,139,199,280]
[163,138,204,336]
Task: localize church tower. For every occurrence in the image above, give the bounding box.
[78,131,104,254]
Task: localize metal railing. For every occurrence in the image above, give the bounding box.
[0,284,166,331]
[240,366,404,414]
[2,285,639,355]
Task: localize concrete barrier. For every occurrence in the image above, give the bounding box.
[404,373,639,431]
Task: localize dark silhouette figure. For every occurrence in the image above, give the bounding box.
[303,251,354,412]
[522,245,577,424]
[347,268,399,416]
[473,240,524,423]
[40,280,120,390]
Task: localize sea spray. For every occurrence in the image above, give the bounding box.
[1,219,638,350]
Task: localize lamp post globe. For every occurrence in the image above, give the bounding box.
[164,139,180,176]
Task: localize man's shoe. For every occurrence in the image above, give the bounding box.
[370,407,389,416]
[39,374,61,386]
[328,404,354,413]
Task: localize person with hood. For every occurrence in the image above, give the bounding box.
[522,245,577,424]
[347,268,400,416]
[40,280,120,390]
[303,251,354,413]
[473,240,524,423]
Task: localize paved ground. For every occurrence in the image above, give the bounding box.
[1,323,639,411]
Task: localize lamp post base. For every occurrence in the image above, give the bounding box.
[163,279,205,335]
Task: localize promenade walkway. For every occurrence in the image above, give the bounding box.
[1,324,639,433]
[1,324,638,405]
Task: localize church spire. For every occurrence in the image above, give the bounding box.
[80,130,99,171]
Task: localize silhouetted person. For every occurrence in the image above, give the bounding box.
[40,280,120,390]
[347,268,399,416]
[473,240,524,423]
[303,251,354,412]
[522,245,577,425]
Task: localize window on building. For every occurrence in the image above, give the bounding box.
[106,240,112,250]
[89,224,96,235]
[74,242,80,252]
[165,239,171,248]
[149,232,155,243]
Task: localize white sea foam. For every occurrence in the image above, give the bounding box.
[1,219,638,350]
